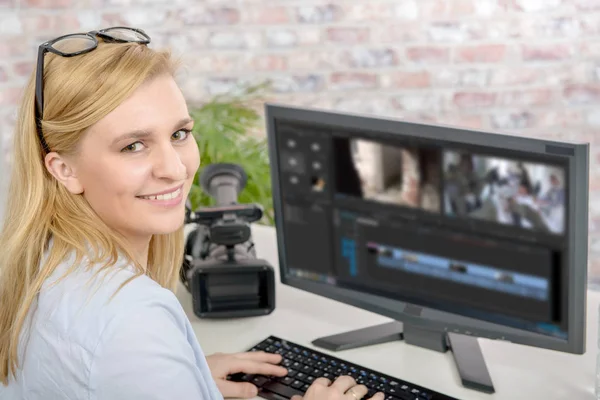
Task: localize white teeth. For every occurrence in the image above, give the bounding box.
[141,187,181,201]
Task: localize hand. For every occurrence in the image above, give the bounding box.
[206,351,288,398]
[291,376,384,400]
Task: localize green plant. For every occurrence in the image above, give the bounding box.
[187,82,274,226]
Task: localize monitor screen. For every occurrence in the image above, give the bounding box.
[266,105,588,353]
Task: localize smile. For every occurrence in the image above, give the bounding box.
[137,185,184,205]
[139,187,181,201]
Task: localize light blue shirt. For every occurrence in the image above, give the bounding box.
[1,246,224,400]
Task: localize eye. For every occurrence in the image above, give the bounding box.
[172,128,192,142]
[121,141,144,153]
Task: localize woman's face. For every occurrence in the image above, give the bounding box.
[48,74,200,245]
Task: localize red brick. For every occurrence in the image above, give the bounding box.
[499,89,556,107]
[22,0,71,7]
[490,67,544,86]
[0,66,7,82]
[24,14,80,36]
[419,0,448,17]
[522,44,572,62]
[57,14,80,31]
[438,114,484,130]
[208,55,244,73]
[387,71,430,88]
[326,27,370,44]
[406,46,450,64]
[345,3,396,21]
[101,13,126,26]
[251,55,287,71]
[456,44,507,63]
[564,84,600,104]
[329,72,378,90]
[453,92,497,108]
[448,0,476,16]
[181,7,240,25]
[290,51,340,70]
[0,37,31,58]
[13,61,33,77]
[244,6,289,24]
[375,24,423,43]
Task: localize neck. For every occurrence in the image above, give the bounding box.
[129,236,151,271]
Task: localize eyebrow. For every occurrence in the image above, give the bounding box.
[111,117,194,146]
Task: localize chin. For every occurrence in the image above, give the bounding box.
[147,214,186,236]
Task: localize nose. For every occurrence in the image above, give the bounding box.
[152,142,187,181]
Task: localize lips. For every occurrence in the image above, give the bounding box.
[137,184,184,201]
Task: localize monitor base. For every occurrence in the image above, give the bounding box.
[312,321,495,394]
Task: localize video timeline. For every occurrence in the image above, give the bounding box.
[366,242,549,301]
[443,151,566,235]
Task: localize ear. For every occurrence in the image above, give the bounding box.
[44,152,84,194]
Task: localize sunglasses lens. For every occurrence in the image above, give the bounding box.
[102,28,148,42]
[52,34,96,54]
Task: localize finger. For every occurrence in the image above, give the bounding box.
[217,380,258,399]
[311,377,332,387]
[238,351,283,364]
[290,396,303,400]
[345,385,368,399]
[330,375,357,392]
[229,359,288,377]
[368,392,385,400]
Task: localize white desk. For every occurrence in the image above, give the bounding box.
[176,224,597,400]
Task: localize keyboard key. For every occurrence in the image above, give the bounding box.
[296,372,306,381]
[262,382,303,399]
[291,380,304,389]
[251,376,269,387]
[282,377,294,385]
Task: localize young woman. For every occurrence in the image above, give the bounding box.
[0,27,383,400]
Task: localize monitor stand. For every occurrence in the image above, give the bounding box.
[311,321,495,394]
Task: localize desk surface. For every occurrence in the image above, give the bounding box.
[176,224,597,400]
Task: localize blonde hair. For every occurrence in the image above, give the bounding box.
[0,38,185,385]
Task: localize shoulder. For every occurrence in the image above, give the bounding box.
[12,253,208,399]
[37,252,185,353]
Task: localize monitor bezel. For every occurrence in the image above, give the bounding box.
[265,103,588,355]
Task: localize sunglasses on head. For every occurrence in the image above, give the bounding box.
[34,26,151,154]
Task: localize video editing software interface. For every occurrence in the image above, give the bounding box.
[274,119,569,340]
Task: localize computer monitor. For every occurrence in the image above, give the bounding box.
[264,103,589,394]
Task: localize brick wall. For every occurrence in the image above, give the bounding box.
[1,0,600,283]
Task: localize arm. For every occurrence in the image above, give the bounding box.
[87,300,218,400]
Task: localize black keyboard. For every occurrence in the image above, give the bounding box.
[228,336,459,400]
